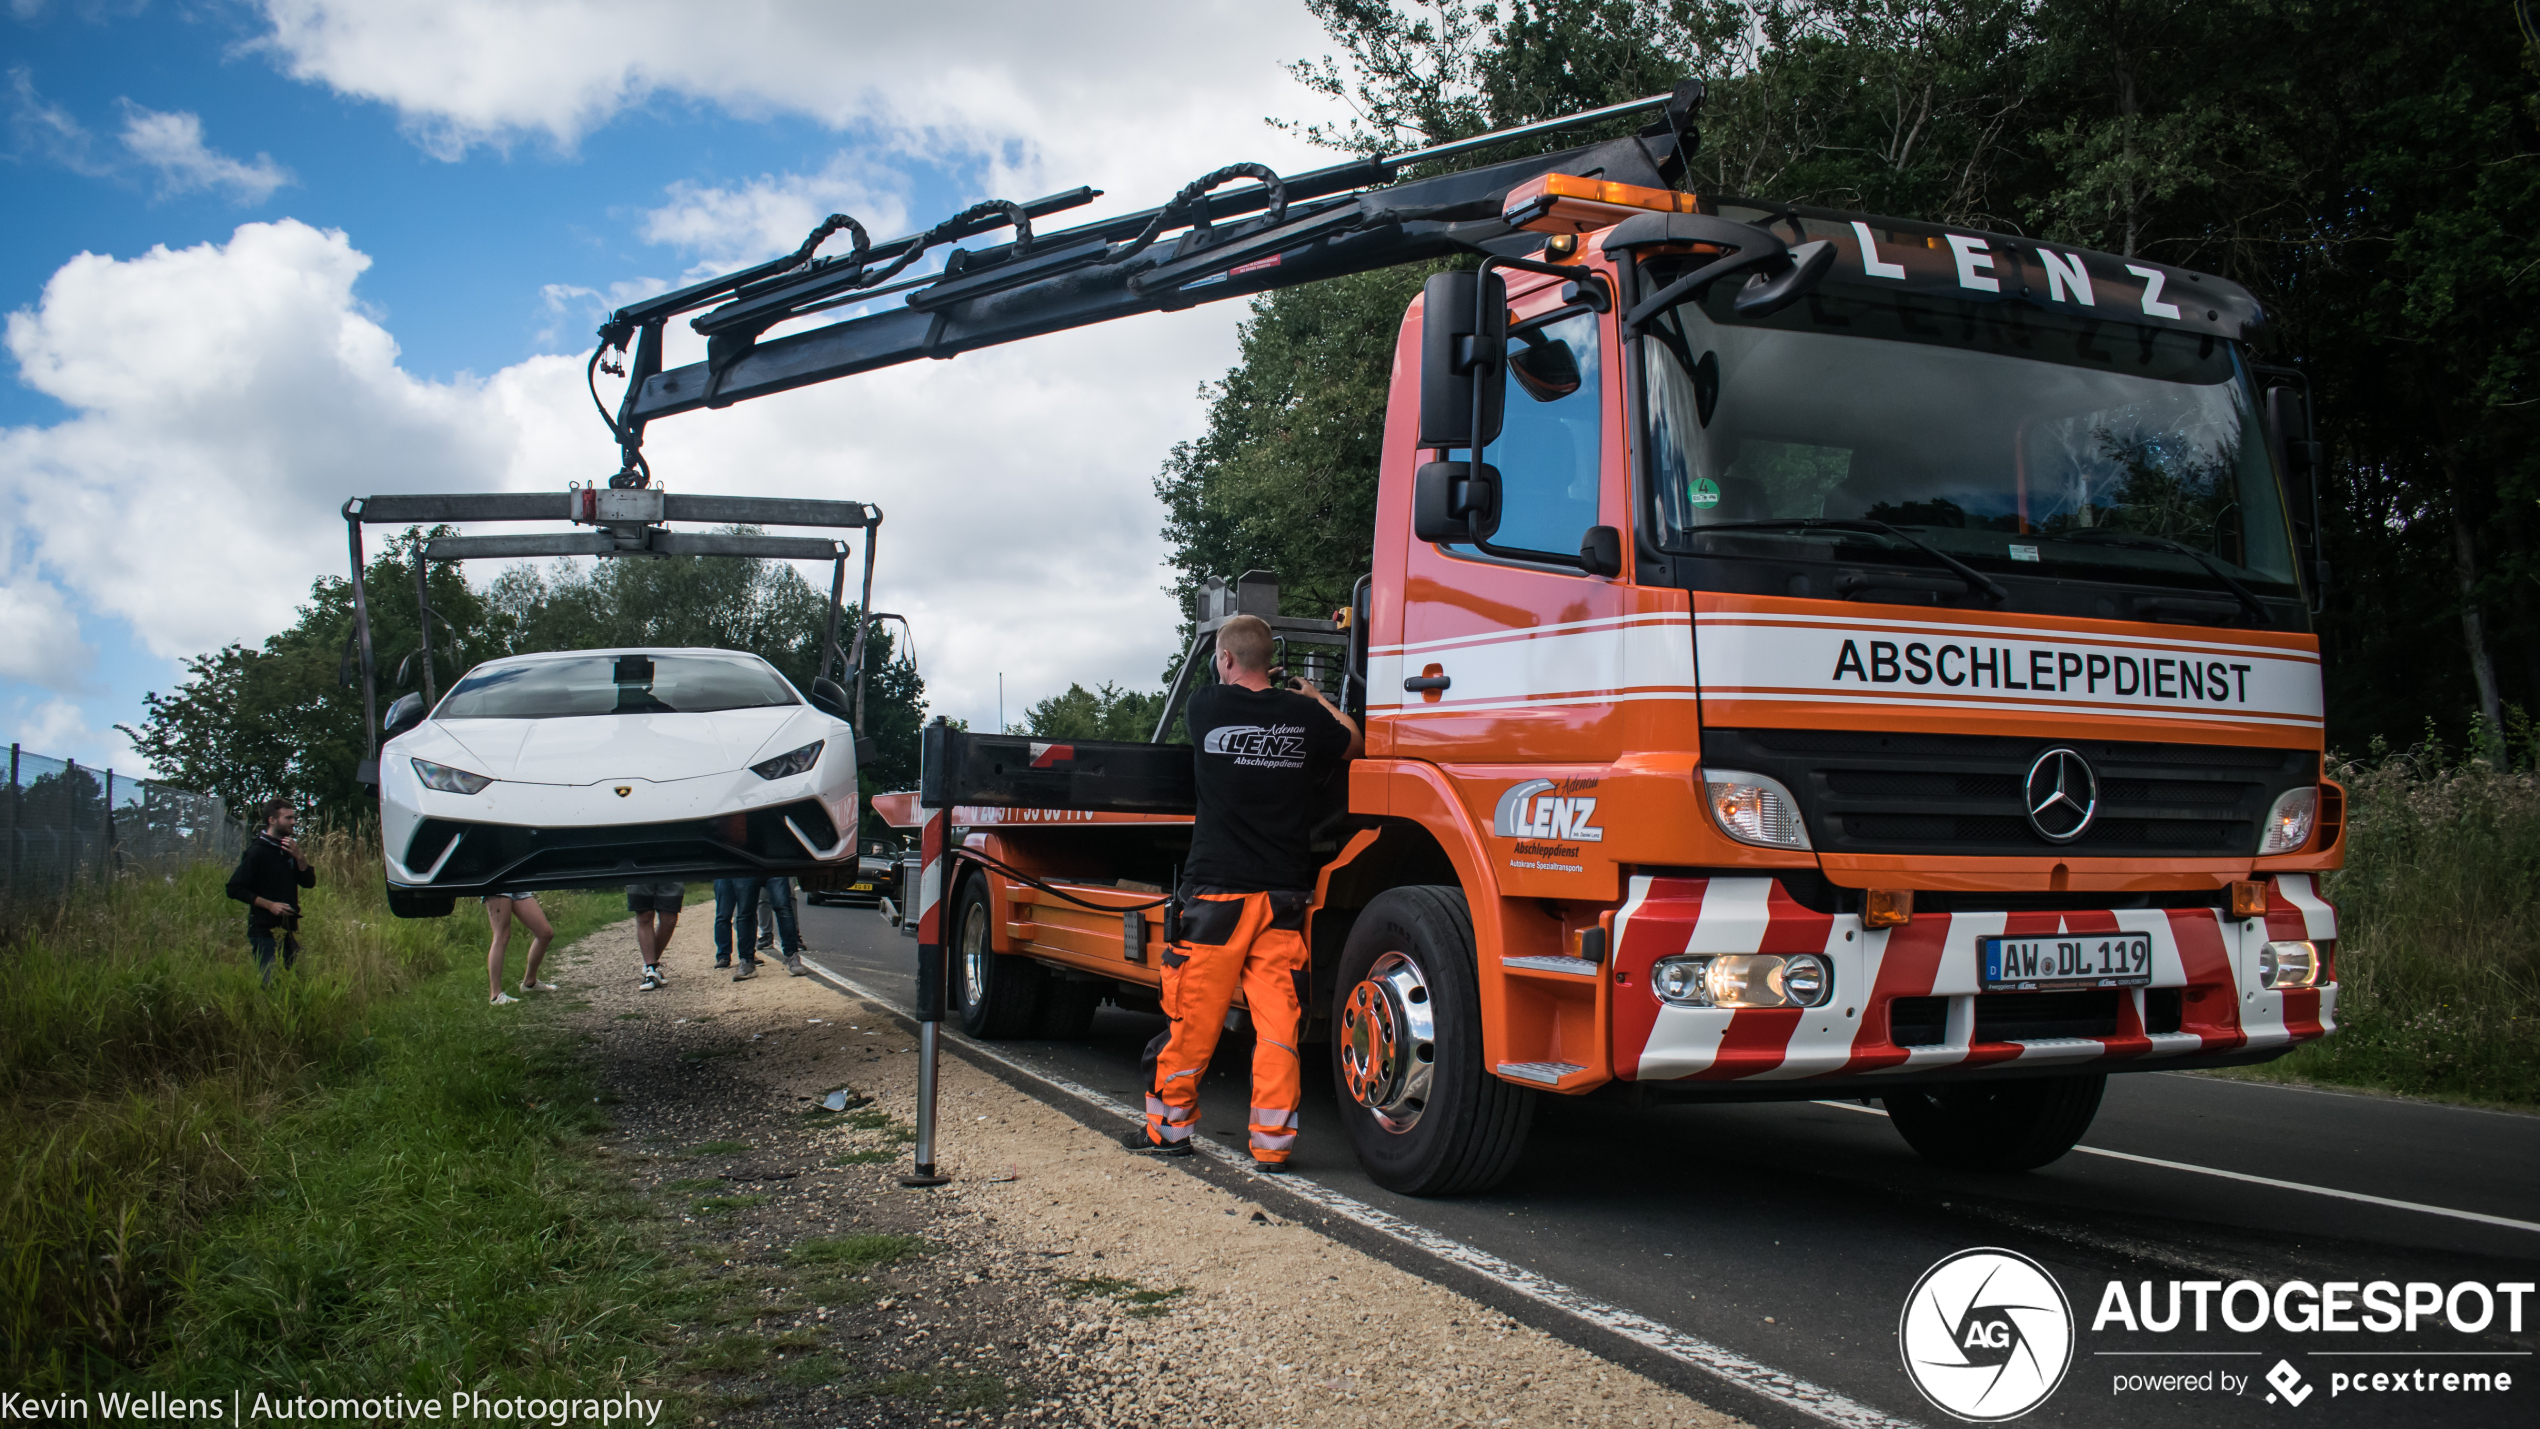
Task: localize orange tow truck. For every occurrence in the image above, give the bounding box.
[595,82,2341,1194]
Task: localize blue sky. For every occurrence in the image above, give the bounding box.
[2,0,1344,776]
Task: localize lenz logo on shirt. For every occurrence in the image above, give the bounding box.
[1203,724,1310,764]
[1493,778,1604,843]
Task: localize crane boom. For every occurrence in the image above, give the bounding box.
[594,83,1705,482]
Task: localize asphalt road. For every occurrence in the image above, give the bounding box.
[792,897,2538,1429]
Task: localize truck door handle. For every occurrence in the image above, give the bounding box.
[1403,674,1452,692]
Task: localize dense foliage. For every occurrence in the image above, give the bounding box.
[123,531,925,817]
[1163,0,2540,752]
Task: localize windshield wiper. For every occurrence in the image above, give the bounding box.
[1687,518,2012,604]
[2057,531,2271,624]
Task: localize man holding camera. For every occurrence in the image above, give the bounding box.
[1126,613,1360,1172]
[226,797,316,988]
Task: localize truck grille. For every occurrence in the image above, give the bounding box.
[1703,728,2317,858]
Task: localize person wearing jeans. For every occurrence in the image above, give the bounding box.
[714,876,805,979]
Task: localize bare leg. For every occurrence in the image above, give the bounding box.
[654,908,681,969]
[635,911,660,971]
[486,898,514,1001]
[515,896,555,988]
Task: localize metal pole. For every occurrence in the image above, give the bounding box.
[900,717,952,1188]
[820,554,847,691]
[101,768,115,888]
[6,746,18,913]
[344,504,379,780]
[851,513,879,730]
[63,757,78,894]
[413,545,438,712]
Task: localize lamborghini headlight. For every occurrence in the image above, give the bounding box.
[411,757,493,795]
[750,740,824,780]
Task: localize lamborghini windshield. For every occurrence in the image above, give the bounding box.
[436,653,800,719]
[1641,268,2301,606]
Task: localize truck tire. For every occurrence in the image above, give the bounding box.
[385,885,455,919]
[1883,1073,2107,1171]
[1031,978,1105,1039]
[953,878,1042,1039]
[1330,886,1534,1196]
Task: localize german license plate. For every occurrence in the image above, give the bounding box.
[1981,934,2152,991]
[850,883,873,893]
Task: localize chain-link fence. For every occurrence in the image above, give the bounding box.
[2,742,245,915]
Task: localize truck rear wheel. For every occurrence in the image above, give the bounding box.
[1330,886,1534,1196]
[953,879,1042,1039]
[1031,978,1105,1039]
[1883,1073,2107,1171]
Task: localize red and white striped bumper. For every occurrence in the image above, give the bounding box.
[1610,874,2337,1083]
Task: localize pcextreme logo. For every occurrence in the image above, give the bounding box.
[1493,778,1604,842]
[1899,1248,2076,1421]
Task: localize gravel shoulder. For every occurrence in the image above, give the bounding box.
[550,910,1745,1428]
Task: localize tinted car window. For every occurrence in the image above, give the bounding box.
[436,654,800,719]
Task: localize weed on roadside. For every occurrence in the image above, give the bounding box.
[683,1139,753,1156]
[788,1233,923,1272]
[1062,1274,1191,1317]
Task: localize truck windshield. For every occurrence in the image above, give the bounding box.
[436,653,800,719]
[1639,269,2302,605]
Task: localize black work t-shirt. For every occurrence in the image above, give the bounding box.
[1182,683,1353,893]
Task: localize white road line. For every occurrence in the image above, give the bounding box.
[804,958,1922,1429]
[1809,1101,2540,1237]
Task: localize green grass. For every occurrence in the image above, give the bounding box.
[660,1176,723,1192]
[0,832,647,1395]
[825,1148,898,1166]
[2234,736,2540,1107]
[1061,1274,1190,1317]
[786,1234,922,1272]
[682,1140,753,1157]
[691,1195,768,1215]
[774,1351,843,1386]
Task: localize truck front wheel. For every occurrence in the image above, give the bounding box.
[1882,1073,2107,1171]
[953,878,1042,1039]
[1330,886,1534,1196]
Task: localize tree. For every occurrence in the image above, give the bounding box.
[1020,682,1173,743]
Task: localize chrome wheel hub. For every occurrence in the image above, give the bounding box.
[1339,951,1437,1133]
[959,899,989,1010]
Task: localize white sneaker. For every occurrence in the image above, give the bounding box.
[640,968,661,991]
[490,991,520,1005]
[520,977,551,993]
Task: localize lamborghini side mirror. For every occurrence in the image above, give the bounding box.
[383,692,425,739]
[809,676,851,720]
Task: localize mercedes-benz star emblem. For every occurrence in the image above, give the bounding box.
[2022,748,2098,844]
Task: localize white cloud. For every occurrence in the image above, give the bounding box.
[641,152,912,271]
[2,219,1235,732]
[7,65,109,174]
[253,0,1349,229]
[1,694,142,774]
[117,102,295,203]
[0,577,95,687]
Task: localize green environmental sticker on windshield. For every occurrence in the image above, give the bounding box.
[1688,477,1722,509]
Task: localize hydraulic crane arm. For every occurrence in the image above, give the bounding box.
[594,82,1704,482]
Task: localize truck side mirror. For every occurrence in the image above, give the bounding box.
[383,691,425,739]
[2264,383,2329,606]
[1419,270,1508,449]
[1732,239,1838,318]
[1579,525,1624,577]
[1413,461,1501,543]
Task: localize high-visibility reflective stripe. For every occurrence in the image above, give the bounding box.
[1251,1130,1297,1152]
[1250,1106,1299,1130]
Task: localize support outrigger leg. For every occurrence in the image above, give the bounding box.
[900,716,953,1188]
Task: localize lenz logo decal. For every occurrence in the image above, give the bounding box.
[1493,779,1604,843]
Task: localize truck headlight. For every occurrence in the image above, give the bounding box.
[2259,939,2320,989]
[750,740,824,780]
[411,757,492,794]
[1702,769,1812,849]
[1651,952,1832,1008]
[2258,786,2318,854]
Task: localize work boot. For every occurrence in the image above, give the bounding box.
[1121,1129,1191,1158]
[1252,1158,1293,1176]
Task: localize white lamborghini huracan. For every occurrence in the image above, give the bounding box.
[378,648,858,915]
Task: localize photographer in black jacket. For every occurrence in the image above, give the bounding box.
[226,798,316,988]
